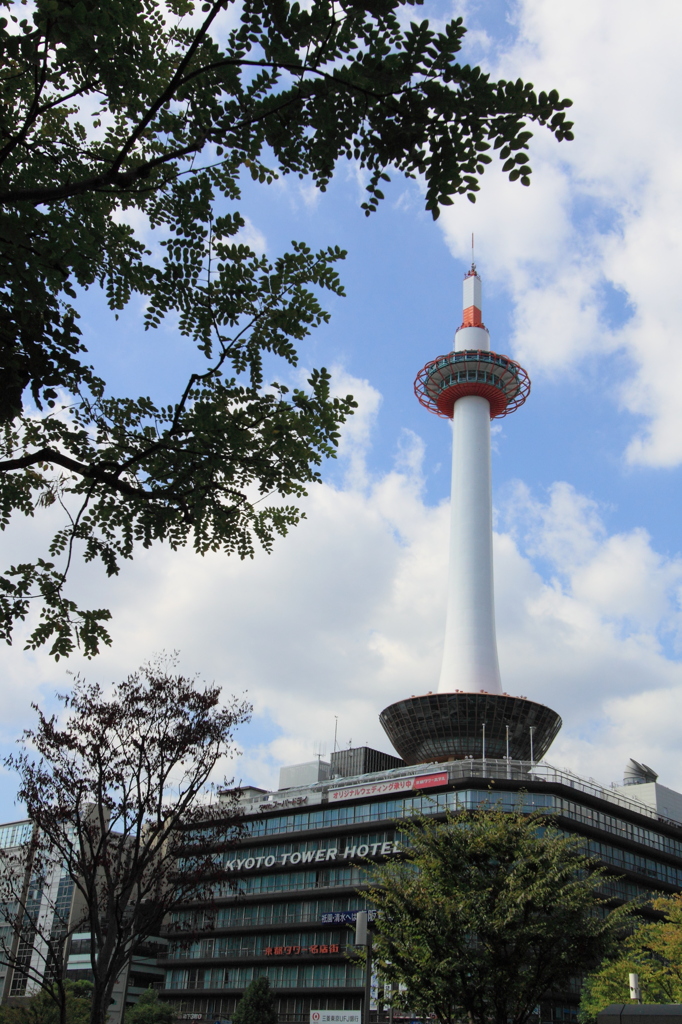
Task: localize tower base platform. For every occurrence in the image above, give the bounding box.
[379,692,562,765]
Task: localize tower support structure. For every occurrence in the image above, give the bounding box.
[442,392,500,694]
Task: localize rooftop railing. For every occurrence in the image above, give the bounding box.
[231,757,681,830]
[444,759,680,827]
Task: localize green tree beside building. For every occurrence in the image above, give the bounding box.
[232,976,278,1024]
[0,980,92,1024]
[580,894,682,1021]
[124,989,175,1024]
[365,806,632,1024]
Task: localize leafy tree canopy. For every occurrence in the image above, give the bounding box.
[0,980,92,1024]
[365,805,631,1024]
[232,975,279,1024]
[125,988,175,1024]
[0,0,573,658]
[580,894,682,1021]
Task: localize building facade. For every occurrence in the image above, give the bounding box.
[0,818,165,1022]
[159,753,682,1024]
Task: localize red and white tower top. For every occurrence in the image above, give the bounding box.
[415,265,529,419]
[462,267,483,327]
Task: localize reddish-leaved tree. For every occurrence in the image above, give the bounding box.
[0,659,251,1024]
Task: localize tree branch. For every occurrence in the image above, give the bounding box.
[0,447,189,502]
[110,0,228,175]
[0,55,408,206]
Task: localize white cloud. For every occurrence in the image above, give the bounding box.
[2,375,682,806]
[233,216,267,255]
[10,0,682,823]
[329,368,383,489]
[298,182,323,210]
[494,479,682,785]
[438,0,682,465]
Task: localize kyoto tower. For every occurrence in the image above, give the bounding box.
[380,262,562,764]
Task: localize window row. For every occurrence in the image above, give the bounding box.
[170,994,360,1017]
[206,836,680,898]
[183,806,682,905]
[559,797,682,860]
[231,789,682,863]
[449,797,682,888]
[0,822,32,850]
[595,878,656,903]
[165,963,363,991]
[169,897,368,932]
[212,867,366,899]
[585,838,682,888]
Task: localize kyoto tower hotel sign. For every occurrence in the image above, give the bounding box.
[380,265,562,765]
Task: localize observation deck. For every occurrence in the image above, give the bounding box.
[414,349,531,419]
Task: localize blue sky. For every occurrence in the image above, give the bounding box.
[2,0,682,818]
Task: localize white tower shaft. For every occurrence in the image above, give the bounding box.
[437,272,503,695]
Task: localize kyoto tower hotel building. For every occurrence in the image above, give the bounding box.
[158,269,682,1024]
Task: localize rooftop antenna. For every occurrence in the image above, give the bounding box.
[314,742,326,764]
[471,232,476,273]
[334,716,339,753]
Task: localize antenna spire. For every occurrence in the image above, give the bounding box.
[471,232,476,272]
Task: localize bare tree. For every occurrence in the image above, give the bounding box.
[1,659,251,1024]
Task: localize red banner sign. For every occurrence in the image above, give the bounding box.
[414,772,449,789]
[265,944,340,956]
[329,772,449,802]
